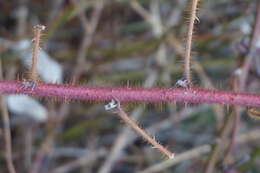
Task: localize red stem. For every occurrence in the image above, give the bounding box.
[1,80,260,107]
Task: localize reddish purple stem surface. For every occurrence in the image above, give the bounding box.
[1,80,260,107]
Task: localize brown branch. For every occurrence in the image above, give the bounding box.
[0,60,16,173]
[184,0,200,84]
[105,99,174,159]
[240,0,260,90]
[30,25,45,82]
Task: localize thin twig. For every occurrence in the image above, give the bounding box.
[139,128,260,173]
[223,74,241,164]
[139,145,210,173]
[71,0,104,83]
[98,107,145,173]
[105,99,174,159]
[98,105,206,173]
[184,0,200,83]
[130,0,152,24]
[167,33,225,129]
[223,106,240,164]
[30,133,54,173]
[240,1,260,90]
[98,72,158,173]
[29,2,104,172]
[204,110,234,173]
[49,149,106,173]
[30,25,45,83]
[98,2,166,172]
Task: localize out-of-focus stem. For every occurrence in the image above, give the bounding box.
[240,1,260,90]
[204,109,234,173]
[0,61,16,173]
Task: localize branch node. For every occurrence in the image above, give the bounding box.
[104,99,119,111]
[175,79,191,88]
[33,24,46,31]
[169,153,175,159]
[195,15,200,23]
[19,79,37,92]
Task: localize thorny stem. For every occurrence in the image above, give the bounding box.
[29,5,104,173]
[184,0,200,84]
[108,100,174,159]
[30,25,45,82]
[1,81,260,107]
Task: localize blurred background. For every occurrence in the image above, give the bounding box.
[0,0,260,172]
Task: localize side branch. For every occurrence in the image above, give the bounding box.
[184,0,200,83]
[1,81,260,107]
